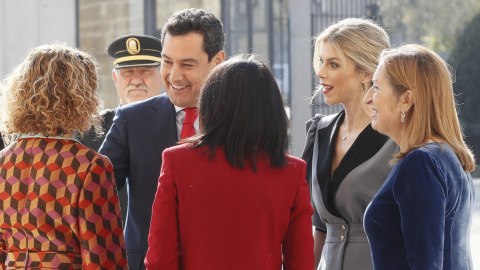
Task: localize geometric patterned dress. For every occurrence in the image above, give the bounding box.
[0,138,128,269]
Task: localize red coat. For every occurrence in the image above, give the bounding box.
[144,144,314,270]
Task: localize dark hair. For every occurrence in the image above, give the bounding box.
[189,54,289,172]
[161,8,225,61]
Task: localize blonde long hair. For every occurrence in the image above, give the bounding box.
[0,43,102,138]
[312,17,390,97]
[381,44,475,171]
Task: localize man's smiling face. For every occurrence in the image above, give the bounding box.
[161,32,219,108]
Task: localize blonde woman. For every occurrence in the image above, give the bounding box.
[302,18,397,270]
[364,44,475,269]
[0,44,127,269]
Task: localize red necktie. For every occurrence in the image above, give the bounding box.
[180,108,198,139]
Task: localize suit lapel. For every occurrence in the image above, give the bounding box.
[310,113,343,223]
[327,113,389,218]
[147,95,178,158]
[316,113,341,216]
[331,125,389,184]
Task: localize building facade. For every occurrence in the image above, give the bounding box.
[0,0,76,82]
[1,0,379,157]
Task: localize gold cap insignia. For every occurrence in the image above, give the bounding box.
[126,38,141,55]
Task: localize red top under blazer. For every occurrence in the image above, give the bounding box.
[144,144,314,270]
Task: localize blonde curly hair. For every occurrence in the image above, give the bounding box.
[0,43,102,138]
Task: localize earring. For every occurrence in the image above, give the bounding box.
[401,109,405,123]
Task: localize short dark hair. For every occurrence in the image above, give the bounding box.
[189,54,289,172]
[161,8,225,61]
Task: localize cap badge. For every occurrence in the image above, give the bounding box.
[126,38,141,55]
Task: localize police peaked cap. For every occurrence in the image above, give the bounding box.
[107,34,162,69]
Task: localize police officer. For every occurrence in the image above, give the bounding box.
[81,34,163,151]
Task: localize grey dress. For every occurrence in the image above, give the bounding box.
[302,111,397,270]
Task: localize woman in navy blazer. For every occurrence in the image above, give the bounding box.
[144,55,314,270]
[363,44,475,269]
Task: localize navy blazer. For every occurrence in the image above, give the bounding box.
[81,109,116,152]
[99,93,178,270]
[364,143,475,269]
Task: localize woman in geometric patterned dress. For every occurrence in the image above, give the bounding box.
[0,43,128,269]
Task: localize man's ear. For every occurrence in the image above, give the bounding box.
[213,50,226,66]
[112,69,118,85]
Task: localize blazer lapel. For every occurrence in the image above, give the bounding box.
[330,124,389,196]
[147,95,178,158]
[309,113,343,223]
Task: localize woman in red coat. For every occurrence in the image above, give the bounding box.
[144,55,314,270]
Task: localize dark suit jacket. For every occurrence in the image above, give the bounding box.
[99,93,177,270]
[144,144,314,270]
[0,132,4,150]
[81,108,116,152]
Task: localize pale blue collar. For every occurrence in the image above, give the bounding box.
[18,133,81,144]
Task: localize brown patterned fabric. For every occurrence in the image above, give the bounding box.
[0,138,127,269]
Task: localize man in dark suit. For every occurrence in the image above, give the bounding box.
[81,34,163,224]
[99,8,226,269]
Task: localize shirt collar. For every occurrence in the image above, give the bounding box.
[18,133,81,143]
[174,105,184,113]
